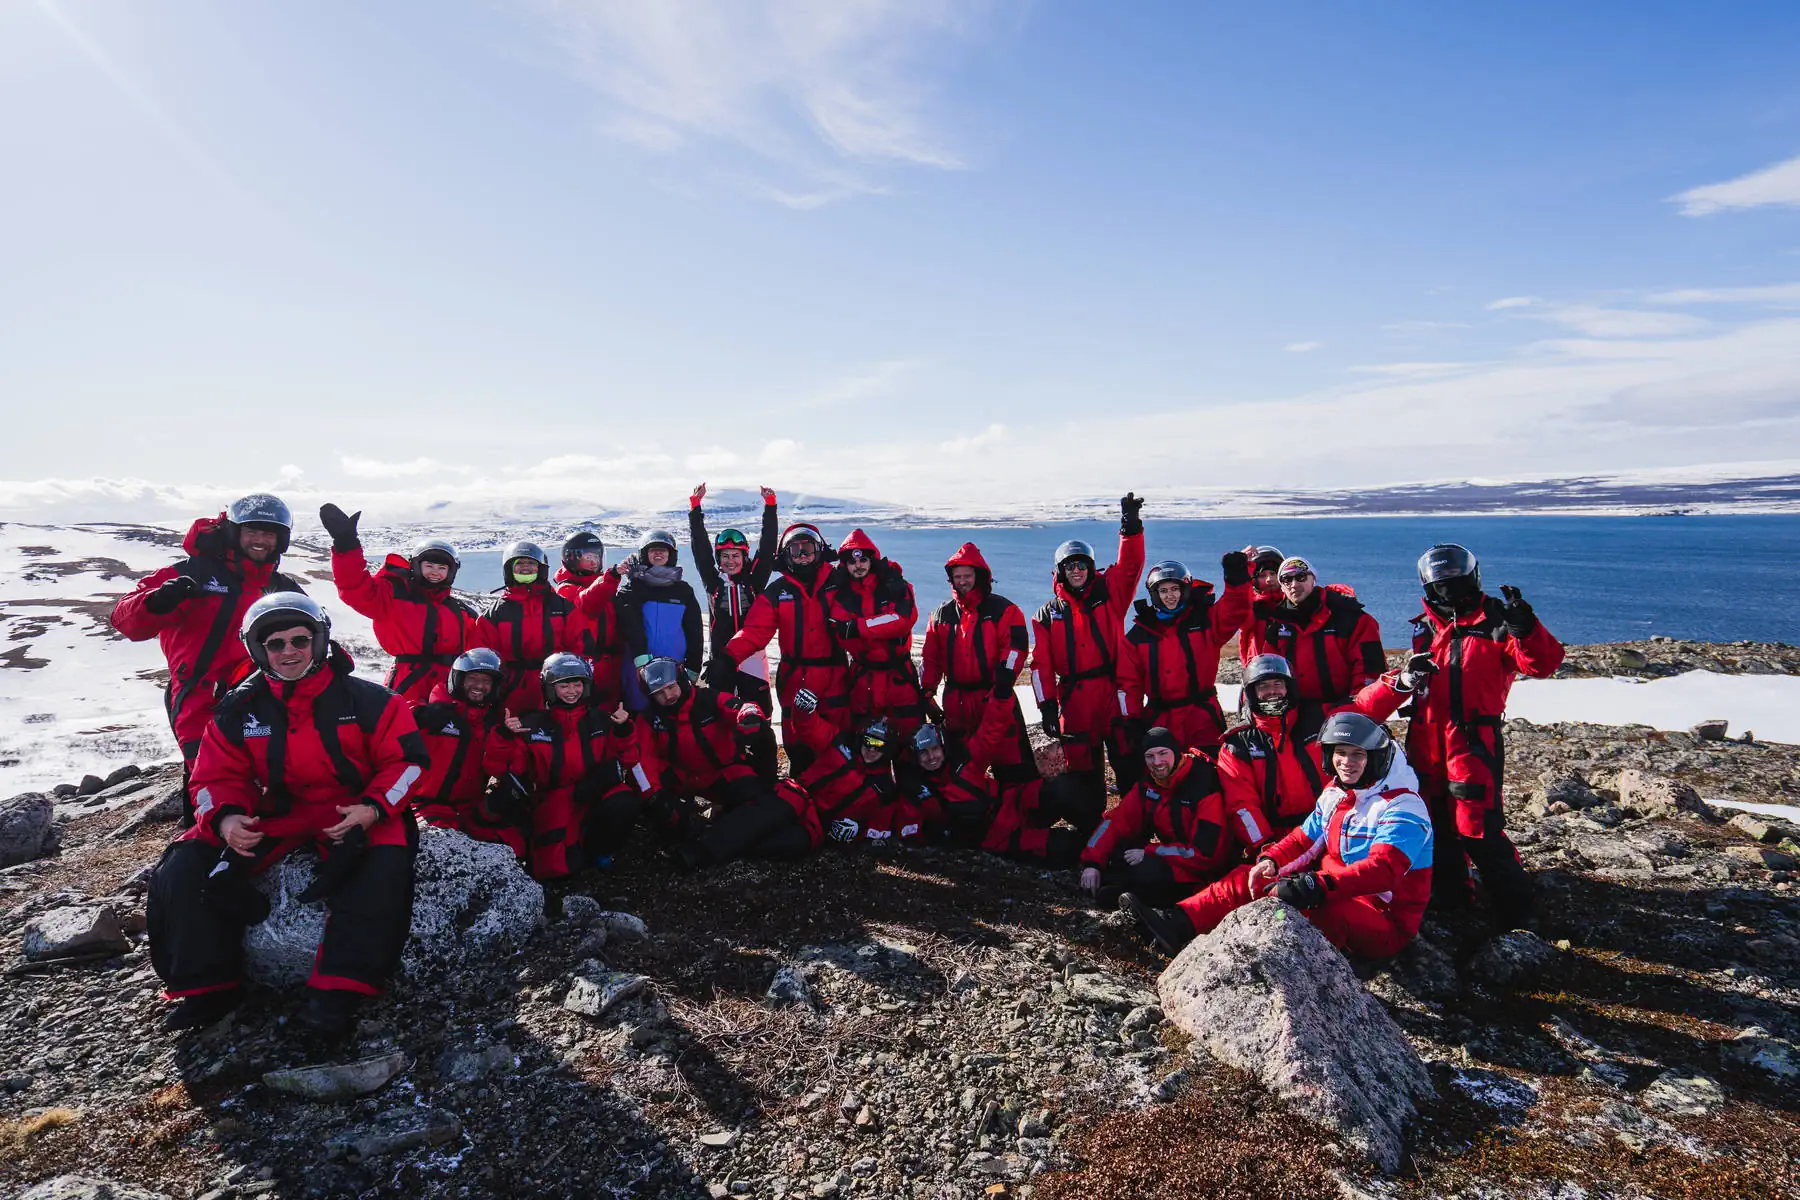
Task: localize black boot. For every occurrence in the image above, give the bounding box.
[1119,892,1197,956]
[297,989,360,1039]
[162,988,241,1032]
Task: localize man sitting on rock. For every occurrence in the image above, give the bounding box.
[1121,712,1434,961]
[1078,728,1251,908]
[147,594,428,1036]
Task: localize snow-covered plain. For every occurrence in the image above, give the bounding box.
[3,521,1798,823]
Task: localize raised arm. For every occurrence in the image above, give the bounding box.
[688,485,722,596]
[752,487,780,590]
[1208,552,1253,640]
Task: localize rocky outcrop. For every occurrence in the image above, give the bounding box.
[0,792,58,866]
[1157,898,1434,1172]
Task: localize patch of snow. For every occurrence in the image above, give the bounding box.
[1508,670,1800,746]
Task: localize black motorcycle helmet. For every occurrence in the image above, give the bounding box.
[1242,654,1296,717]
[562,531,605,571]
[1251,546,1285,577]
[1054,539,1096,584]
[637,529,679,565]
[227,493,293,555]
[540,652,593,708]
[1318,711,1395,788]
[1144,560,1189,611]
[449,647,503,704]
[1418,544,1482,615]
[409,537,460,586]
[502,541,550,588]
[241,592,330,677]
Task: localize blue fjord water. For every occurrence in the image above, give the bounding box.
[456,514,1800,646]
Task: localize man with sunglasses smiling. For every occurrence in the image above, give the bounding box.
[147,593,429,1037]
[1237,554,1386,740]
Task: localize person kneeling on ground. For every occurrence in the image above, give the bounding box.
[148,594,428,1037]
[1078,728,1250,908]
[489,653,653,880]
[789,718,927,850]
[408,647,528,859]
[1122,712,1434,960]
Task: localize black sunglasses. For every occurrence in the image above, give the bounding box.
[263,633,313,653]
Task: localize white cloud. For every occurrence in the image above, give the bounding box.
[1486,296,1540,310]
[940,422,1006,454]
[277,464,304,481]
[790,358,921,410]
[339,454,449,478]
[684,448,741,472]
[1649,283,1800,306]
[1348,361,1472,377]
[1535,306,1710,338]
[759,438,802,466]
[1283,341,1322,353]
[517,0,1007,203]
[1671,153,1800,216]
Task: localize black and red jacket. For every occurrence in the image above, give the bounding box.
[1117,575,1252,746]
[826,530,918,668]
[489,702,650,797]
[635,683,765,798]
[790,743,924,845]
[111,514,306,748]
[1080,752,1251,884]
[690,497,781,662]
[1239,584,1385,725]
[1215,708,1327,852]
[476,573,618,706]
[921,544,1028,700]
[184,646,427,854]
[409,684,507,819]
[724,558,847,691]
[1027,528,1144,706]
[554,566,624,706]
[332,548,481,703]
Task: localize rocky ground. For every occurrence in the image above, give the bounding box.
[3,648,1799,1199]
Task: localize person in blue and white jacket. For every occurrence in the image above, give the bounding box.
[1120,711,1434,959]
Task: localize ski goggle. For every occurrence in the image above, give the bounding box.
[715,529,749,548]
[263,633,314,653]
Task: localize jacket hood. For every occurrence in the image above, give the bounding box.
[554,565,598,588]
[840,528,881,559]
[944,542,993,595]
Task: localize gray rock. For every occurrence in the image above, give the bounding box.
[1572,836,1654,873]
[110,787,187,840]
[1722,1027,1800,1084]
[1689,719,1729,742]
[1614,770,1715,821]
[1614,648,1649,671]
[594,910,650,941]
[262,1052,407,1101]
[22,905,132,961]
[76,774,106,797]
[51,783,79,798]
[20,1179,172,1200]
[437,1043,516,1084]
[1469,930,1558,988]
[766,965,812,1008]
[559,894,602,925]
[1120,1004,1164,1037]
[1641,1070,1725,1117]
[325,1107,462,1162]
[1539,773,1598,811]
[244,826,542,987]
[1727,813,1776,844]
[564,964,648,1019]
[1158,898,1433,1172]
[1374,935,1459,1003]
[0,793,58,867]
[102,764,142,788]
[1067,973,1157,1012]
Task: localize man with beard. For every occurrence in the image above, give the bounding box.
[921,543,1037,784]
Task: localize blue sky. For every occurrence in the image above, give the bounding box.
[3,0,1799,519]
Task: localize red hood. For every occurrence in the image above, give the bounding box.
[428,681,455,705]
[944,542,992,603]
[841,528,881,559]
[554,565,598,588]
[1325,582,1357,600]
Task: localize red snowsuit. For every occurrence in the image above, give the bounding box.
[1080,752,1250,888]
[331,548,481,704]
[1117,576,1252,752]
[110,514,306,768]
[488,704,652,879]
[554,566,624,710]
[1356,595,1563,913]
[826,530,926,739]
[899,700,1012,847]
[1178,756,1435,960]
[724,553,850,764]
[151,647,427,999]
[408,685,525,857]
[783,744,924,850]
[635,684,766,804]
[1029,529,1144,774]
[1214,708,1328,854]
[475,573,619,712]
[1239,584,1385,736]
[921,545,1036,784]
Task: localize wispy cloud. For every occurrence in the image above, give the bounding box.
[1535,306,1710,338]
[1348,361,1473,377]
[339,455,456,478]
[1671,153,1800,216]
[788,359,922,410]
[1486,296,1540,311]
[1650,283,1800,307]
[940,423,1006,454]
[1283,341,1322,353]
[516,0,1008,204]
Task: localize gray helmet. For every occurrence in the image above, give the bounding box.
[1145,560,1189,609]
[638,529,679,564]
[1054,539,1096,575]
[409,537,460,586]
[449,647,502,704]
[502,541,549,587]
[228,493,293,554]
[1242,654,1296,717]
[1251,546,1285,574]
[1318,711,1395,786]
[911,723,946,757]
[241,592,329,677]
[540,652,593,706]
[638,656,685,697]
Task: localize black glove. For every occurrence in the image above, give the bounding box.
[992,673,1016,700]
[201,850,272,926]
[1123,717,1148,752]
[144,575,199,615]
[829,619,858,642]
[1273,872,1329,910]
[705,656,737,691]
[1120,492,1145,538]
[1500,585,1537,637]
[737,705,768,735]
[318,503,362,553]
[1040,701,1061,740]
[297,824,369,903]
[1397,652,1438,692]
[1220,551,1250,588]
